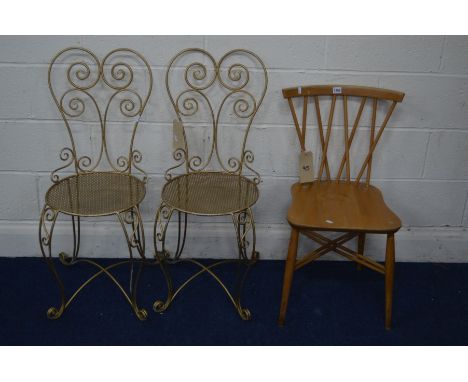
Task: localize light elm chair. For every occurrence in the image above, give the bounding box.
[278,85,405,329]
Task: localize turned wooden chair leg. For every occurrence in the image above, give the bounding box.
[278,227,300,326]
[357,232,366,270]
[385,233,395,330]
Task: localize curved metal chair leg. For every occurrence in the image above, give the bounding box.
[130,206,146,259]
[71,215,81,261]
[117,206,148,321]
[153,202,177,313]
[127,205,146,313]
[41,204,149,321]
[153,204,257,320]
[58,215,81,267]
[231,208,258,320]
[152,258,174,313]
[39,205,65,319]
[132,206,147,319]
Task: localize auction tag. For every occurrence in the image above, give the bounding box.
[332,86,342,95]
[173,119,186,150]
[299,151,314,183]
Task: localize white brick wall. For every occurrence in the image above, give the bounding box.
[0,36,467,261]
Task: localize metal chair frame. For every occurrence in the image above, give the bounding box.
[39,47,153,320]
[153,48,268,320]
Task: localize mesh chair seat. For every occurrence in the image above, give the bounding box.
[161,172,258,215]
[46,172,146,216]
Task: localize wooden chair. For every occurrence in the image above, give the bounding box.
[278,85,405,329]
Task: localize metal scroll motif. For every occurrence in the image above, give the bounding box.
[232,208,258,262]
[39,205,64,319]
[39,204,148,320]
[153,202,175,257]
[117,207,146,258]
[152,203,258,320]
[48,47,153,183]
[164,49,268,183]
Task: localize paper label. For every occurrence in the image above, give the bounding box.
[332,86,342,95]
[173,119,186,151]
[299,151,314,183]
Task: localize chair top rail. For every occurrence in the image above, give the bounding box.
[282,85,404,102]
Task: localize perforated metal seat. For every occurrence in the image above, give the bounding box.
[46,172,146,216]
[161,172,258,216]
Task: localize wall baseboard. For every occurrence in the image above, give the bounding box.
[1,220,467,262]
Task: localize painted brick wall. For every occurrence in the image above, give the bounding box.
[0,36,467,261]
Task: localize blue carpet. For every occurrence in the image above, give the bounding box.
[0,257,467,345]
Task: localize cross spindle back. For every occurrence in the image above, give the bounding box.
[283,85,405,185]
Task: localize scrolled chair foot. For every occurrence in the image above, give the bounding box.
[153,299,170,313]
[46,306,64,320]
[238,307,252,321]
[58,252,74,265]
[135,308,148,321]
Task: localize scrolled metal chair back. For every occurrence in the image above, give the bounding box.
[48,47,153,182]
[165,48,268,184]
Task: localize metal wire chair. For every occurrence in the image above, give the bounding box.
[39,47,153,320]
[153,48,268,319]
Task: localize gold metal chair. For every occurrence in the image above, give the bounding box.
[39,47,153,320]
[278,85,405,329]
[153,48,268,319]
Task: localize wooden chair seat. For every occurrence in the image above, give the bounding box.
[288,181,401,233]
